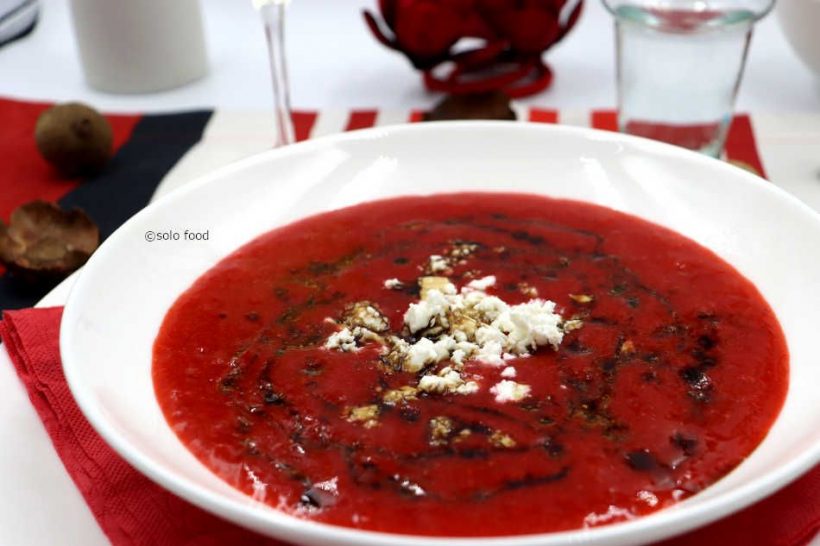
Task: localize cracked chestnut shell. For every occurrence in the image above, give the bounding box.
[0,201,99,284]
[35,102,113,177]
[424,92,517,122]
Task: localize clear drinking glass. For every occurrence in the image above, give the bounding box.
[254,0,295,147]
[602,0,774,157]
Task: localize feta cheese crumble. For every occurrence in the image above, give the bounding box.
[428,254,449,273]
[345,302,388,332]
[418,366,479,395]
[637,490,659,507]
[383,278,403,289]
[490,380,531,403]
[429,416,453,446]
[324,327,357,351]
[345,405,380,428]
[324,302,391,351]
[400,282,567,368]
[324,268,580,405]
[489,430,517,448]
[382,386,418,405]
[404,288,452,334]
[464,275,496,291]
[418,276,456,299]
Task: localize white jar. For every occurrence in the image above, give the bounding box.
[69,0,209,93]
[777,0,820,78]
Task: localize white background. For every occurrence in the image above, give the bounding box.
[0,1,818,545]
[0,0,818,113]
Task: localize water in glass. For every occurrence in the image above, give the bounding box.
[615,5,756,157]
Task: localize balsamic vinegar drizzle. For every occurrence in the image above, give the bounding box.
[214,213,720,502]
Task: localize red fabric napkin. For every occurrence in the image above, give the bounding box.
[2,306,818,546]
[1,307,285,546]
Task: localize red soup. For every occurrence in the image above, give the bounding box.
[153,193,788,536]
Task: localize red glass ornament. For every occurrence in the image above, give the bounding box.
[364,0,583,98]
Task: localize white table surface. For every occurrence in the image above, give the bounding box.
[1,1,818,545]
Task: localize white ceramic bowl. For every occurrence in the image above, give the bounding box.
[61,122,820,546]
[778,0,820,77]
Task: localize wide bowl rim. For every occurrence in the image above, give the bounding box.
[61,120,820,546]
